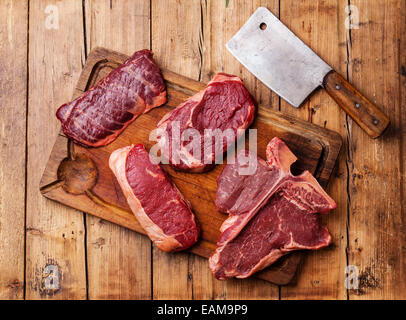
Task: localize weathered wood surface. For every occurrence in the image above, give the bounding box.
[151,0,204,300]
[40,47,341,288]
[0,0,404,300]
[26,0,87,299]
[198,0,282,300]
[83,0,152,300]
[278,0,350,300]
[346,0,406,300]
[0,0,27,300]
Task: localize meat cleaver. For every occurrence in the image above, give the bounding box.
[226,7,390,138]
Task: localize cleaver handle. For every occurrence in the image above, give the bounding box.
[323,71,390,138]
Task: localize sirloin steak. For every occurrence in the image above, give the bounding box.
[156,73,256,172]
[56,50,166,147]
[209,137,336,279]
[109,144,200,252]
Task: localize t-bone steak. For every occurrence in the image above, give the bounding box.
[109,144,200,252]
[156,73,256,172]
[209,137,337,279]
[56,50,166,147]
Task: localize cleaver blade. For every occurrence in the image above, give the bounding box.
[226,7,390,139]
[226,7,332,108]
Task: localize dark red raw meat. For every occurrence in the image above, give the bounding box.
[56,50,166,147]
[156,73,256,172]
[209,137,336,279]
[109,144,200,252]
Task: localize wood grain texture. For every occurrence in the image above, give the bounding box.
[83,0,152,300]
[40,47,341,292]
[0,0,27,300]
[400,0,406,301]
[151,0,202,300]
[346,0,406,299]
[199,0,282,300]
[279,0,349,300]
[26,0,87,299]
[0,0,400,300]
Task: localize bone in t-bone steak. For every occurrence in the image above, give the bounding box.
[209,137,336,279]
[56,50,166,147]
[156,73,256,172]
[109,144,200,252]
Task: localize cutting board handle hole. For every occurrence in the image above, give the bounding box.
[57,153,98,195]
[259,22,267,30]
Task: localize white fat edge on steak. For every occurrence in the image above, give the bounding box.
[109,145,182,252]
[210,138,336,278]
[216,149,291,242]
[156,75,251,171]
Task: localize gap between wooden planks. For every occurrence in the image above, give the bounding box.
[1,0,403,300]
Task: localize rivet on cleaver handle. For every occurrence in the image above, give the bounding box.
[322,71,389,138]
[227,7,390,138]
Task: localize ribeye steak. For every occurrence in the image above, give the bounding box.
[156,73,256,172]
[209,137,336,279]
[57,50,166,147]
[109,144,200,252]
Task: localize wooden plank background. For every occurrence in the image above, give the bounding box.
[0,0,404,300]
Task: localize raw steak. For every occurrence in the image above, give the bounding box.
[56,50,166,147]
[109,144,200,252]
[209,137,336,279]
[156,73,256,172]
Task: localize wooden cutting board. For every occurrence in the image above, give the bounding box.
[40,47,342,285]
